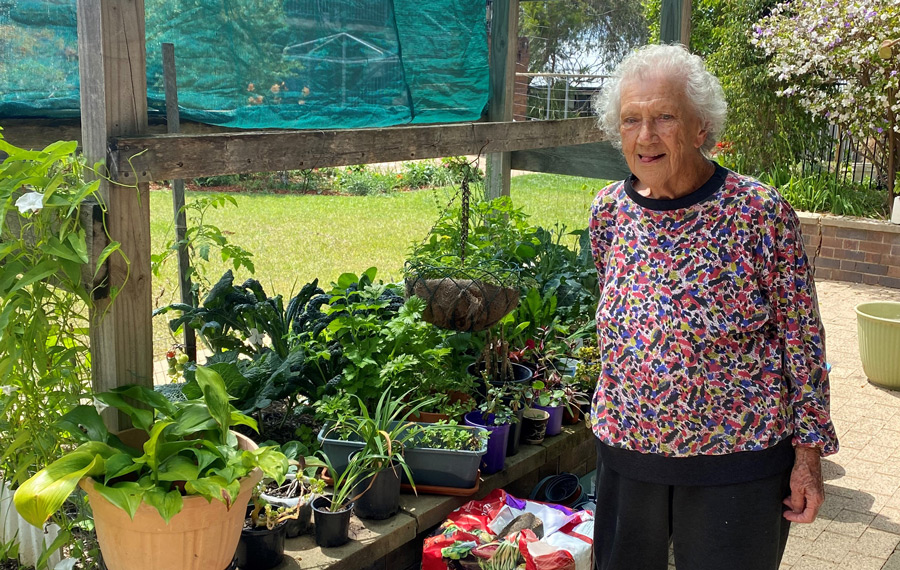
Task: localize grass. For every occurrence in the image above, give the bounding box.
[150,173,610,358]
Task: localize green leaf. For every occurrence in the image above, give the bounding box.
[103,453,141,481]
[336,272,358,290]
[185,475,233,505]
[143,488,184,523]
[7,260,59,295]
[170,403,216,436]
[243,447,288,485]
[194,366,232,440]
[40,236,85,263]
[56,405,108,443]
[156,455,200,482]
[13,443,115,527]
[93,481,144,520]
[67,229,89,263]
[140,420,174,473]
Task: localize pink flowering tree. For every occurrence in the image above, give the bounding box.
[752,0,900,209]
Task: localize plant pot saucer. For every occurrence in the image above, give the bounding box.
[400,471,481,497]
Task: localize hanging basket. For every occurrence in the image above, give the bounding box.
[404,264,519,333]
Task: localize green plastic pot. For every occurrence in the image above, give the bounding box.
[855,301,900,389]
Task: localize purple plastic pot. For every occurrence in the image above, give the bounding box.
[464,412,510,474]
[532,404,563,436]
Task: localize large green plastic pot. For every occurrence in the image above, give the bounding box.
[855,301,900,389]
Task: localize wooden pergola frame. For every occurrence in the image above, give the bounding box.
[3,0,689,429]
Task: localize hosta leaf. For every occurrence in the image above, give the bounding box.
[103,453,141,481]
[92,481,144,520]
[143,488,184,523]
[194,366,232,440]
[156,455,200,482]
[13,444,115,527]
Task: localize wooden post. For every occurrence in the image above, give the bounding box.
[485,0,518,200]
[78,0,153,431]
[660,0,691,47]
[162,43,197,362]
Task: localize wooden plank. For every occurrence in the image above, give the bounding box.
[485,0,518,200]
[109,117,604,183]
[78,0,154,430]
[680,0,692,48]
[162,42,196,361]
[510,141,631,181]
[0,118,255,151]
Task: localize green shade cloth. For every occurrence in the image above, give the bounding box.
[0,0,488,128]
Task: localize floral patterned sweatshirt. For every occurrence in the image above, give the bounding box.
[588,163,838,485]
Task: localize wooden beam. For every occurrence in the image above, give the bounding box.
[510,141,630,181]
[0,118,251,152]
[162,42,197,362]
[109,117,604,183]
[485,0,518,200]
[78,0,154,430]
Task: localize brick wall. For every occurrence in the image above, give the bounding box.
[798,213,900,289]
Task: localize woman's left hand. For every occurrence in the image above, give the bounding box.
[783,446,825,523]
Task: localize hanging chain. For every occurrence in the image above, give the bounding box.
[459,175,470,264]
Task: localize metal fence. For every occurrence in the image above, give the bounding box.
[799,125,890,191]
[514,73,608,122]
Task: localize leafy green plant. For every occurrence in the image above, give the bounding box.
[336,165,394,196]
[13,366,290,526]
[407,195,539,282]
[156,270,322,358]
[0,135,123,491]
[412,421,488,452]
[759,168,888,218]
[151,194,255,302]
[305,269,450,405]
[477,386,518,427]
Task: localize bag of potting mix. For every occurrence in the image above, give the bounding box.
[422,489,594,570]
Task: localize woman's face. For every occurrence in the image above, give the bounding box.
[618,74,709,192]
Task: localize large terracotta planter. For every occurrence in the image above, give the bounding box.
[79,430,262,570]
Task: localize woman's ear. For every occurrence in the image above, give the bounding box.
[694,124,709,149]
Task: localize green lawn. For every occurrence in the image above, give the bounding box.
[150,173,610,357]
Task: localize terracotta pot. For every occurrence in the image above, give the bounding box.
[406,410,450,423]
[79,430,262,570]
[562,405,581,425]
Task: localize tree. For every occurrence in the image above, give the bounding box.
[753,0,900,205]
[519,1,648,75]
[643,0,825,175]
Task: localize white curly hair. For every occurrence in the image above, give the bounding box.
[592,43,727,155]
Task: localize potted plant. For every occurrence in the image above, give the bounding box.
[403,421,489,489]
[463,386,517,474]
[238,492,305,570]
[13,366,290,570]
[521,408,551,445]
[258,457,324,538]
[405,195,537,332]
[530,378,566,436]
[320,387,430,520]
[306,450,373,548]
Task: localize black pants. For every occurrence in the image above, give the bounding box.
[593,452,792,570]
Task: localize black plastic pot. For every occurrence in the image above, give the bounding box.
[353,463,401,520]
[506,406,525,456]
[311,495,354,548]
[237,520,287,570]
[468,361,533,399]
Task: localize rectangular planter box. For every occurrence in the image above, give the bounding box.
[317,423,487,489]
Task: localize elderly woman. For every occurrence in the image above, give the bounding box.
[588,44,837,570]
